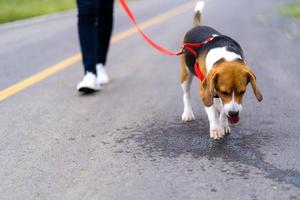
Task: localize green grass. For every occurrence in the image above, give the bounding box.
[0,0,76,24]
[280,2,300,18]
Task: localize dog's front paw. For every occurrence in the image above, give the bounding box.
[224,125,231,135]
[210,126,225,140]
[182,110,195,122]
[221,117,230,135]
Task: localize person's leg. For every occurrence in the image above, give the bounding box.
[76,0,100,92]
[77,0,97,75]
[96,0,114,66]
[96,0,114,84]
[95,0,114,84]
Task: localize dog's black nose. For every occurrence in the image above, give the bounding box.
[229,111,239,117]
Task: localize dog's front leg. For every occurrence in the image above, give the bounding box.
[215,98,230,135]
[205,104,225,139]
[220,110,230,135]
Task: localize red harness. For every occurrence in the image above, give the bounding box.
[119,0,218,81]
[182,36,218,81]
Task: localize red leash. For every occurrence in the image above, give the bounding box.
[119,0,218,81]
[119,0,181,56]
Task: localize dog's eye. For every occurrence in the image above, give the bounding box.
[220,91,229,96]
[238,90,246,95]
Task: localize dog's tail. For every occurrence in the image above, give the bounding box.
[194,1,205,27]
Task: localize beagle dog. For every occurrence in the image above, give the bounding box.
[180,1,263,139]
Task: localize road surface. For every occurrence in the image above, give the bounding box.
[0,0,300,199]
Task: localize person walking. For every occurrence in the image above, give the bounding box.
[76,0,114,92]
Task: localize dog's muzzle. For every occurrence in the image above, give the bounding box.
[227,111,239,124]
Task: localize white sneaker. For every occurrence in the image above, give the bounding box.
[96,63,110,84]
[77,72,101,92]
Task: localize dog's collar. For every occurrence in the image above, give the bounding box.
[183,35,220,81]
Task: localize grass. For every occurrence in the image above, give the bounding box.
[0,0,76,24]
[280,2,300,18]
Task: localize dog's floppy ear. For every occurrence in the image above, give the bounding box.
[200,69,218,107]
[245,68,263,102]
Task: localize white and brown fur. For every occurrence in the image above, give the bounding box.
[180,1,263,140]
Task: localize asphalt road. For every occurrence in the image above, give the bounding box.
[1,0,300,199]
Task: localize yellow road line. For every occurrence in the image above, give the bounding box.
[0,1,194,102]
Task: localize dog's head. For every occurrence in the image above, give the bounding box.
[200,61,263,124]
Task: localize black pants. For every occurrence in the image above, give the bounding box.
[76,0,114,75]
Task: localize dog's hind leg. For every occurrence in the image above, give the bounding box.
[181,55,195,122]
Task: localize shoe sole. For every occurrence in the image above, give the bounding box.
[78,87,99,93]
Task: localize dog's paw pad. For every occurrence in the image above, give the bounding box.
[210,127,225,140]
[182,111,195,122]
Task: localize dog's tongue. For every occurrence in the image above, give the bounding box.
[228,116,240,124]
